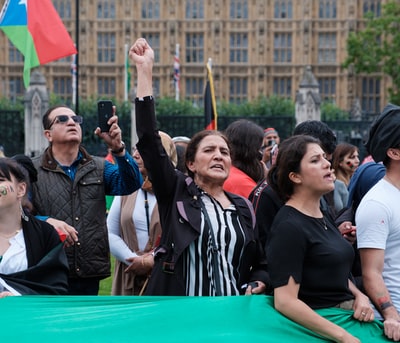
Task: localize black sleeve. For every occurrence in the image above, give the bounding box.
[135,97,178,204]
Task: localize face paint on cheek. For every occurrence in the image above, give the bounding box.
[0,185,15,196]
[0,185,8,196]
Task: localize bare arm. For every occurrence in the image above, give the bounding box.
[361,248,400,341]
[274,276,360,343]
[129,38,154,98]
[347,279,374,322]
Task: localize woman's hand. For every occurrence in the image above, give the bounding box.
[352,292,375,322]
[124,253,154,275]
[129,38,154,98]
[129,38,154,70]
[244,281,266,295]
[0,291,13,298]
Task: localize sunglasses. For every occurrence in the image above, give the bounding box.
[48,115,83,129]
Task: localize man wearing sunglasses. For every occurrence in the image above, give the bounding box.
[31,105,142,295]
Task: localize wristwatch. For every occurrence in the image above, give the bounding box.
[111,141,125,154]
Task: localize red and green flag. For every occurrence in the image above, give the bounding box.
[0,0,77,88]
[204,62,218,130]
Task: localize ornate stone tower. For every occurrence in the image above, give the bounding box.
[295,66,321,124]
[24,70,49,157]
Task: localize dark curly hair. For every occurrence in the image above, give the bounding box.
[293,120,336,155]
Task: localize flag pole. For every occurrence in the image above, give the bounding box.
[174,43,180,102]
[204,57,218,130]
[124,43,129,101]
[74,0,79,114]
[71,52,77,107]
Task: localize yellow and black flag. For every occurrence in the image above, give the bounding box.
[204,62,218,130]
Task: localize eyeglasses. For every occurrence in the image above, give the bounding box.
[48,115,83,129]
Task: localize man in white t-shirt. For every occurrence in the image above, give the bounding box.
[356,103,400,341]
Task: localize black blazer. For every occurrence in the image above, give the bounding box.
[136,98,269,295]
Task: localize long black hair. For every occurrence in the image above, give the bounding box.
[224,119,265,183]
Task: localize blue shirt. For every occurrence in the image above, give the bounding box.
[59,151,142,195]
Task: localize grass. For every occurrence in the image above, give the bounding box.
[98,255,115,295]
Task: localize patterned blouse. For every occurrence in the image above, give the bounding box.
[183,193,246,296]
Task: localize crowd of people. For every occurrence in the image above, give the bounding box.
[1,37,400,341]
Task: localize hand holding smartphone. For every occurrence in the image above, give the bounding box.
[97,100,113,132]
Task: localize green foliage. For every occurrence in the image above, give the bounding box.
[49,93,70,107]
[343,1,400,103]
[321,102,349,121]
[252,95,295,116]
[216,100,242,116]
[0,97,24,111]
[156,97,202,116]
[215,95,295,117]
[154,95,294,117]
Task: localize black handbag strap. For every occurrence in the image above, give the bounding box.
[144,190,150,234]
[198,196,222,296]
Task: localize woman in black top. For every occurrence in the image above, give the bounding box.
[267,135,374,343]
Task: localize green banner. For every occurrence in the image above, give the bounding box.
[0,295,388,342]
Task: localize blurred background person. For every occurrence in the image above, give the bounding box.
[223,119,265,198]
[261,127,280,170]
[172,136,190,174]
[332,143,360,187]
[107,131,177,295]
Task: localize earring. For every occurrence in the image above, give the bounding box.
[20,203,29,222]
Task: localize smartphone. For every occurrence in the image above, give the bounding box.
[97,100,113,132]
[241,281,259,290]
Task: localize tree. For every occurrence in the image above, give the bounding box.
[217,95,295,117]
[321,101,349,121]
[156,97,202,116]
[343,1,400,104]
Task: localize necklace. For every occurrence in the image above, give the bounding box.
[316,217,328,231]
[0,229,20,240]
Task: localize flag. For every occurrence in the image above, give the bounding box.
[173,43,180,101]
[204,62,218,130]
[0,0,77,88]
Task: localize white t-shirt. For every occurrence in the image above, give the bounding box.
[356,178,400,319]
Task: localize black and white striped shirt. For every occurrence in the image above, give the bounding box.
[183,193,246,296]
